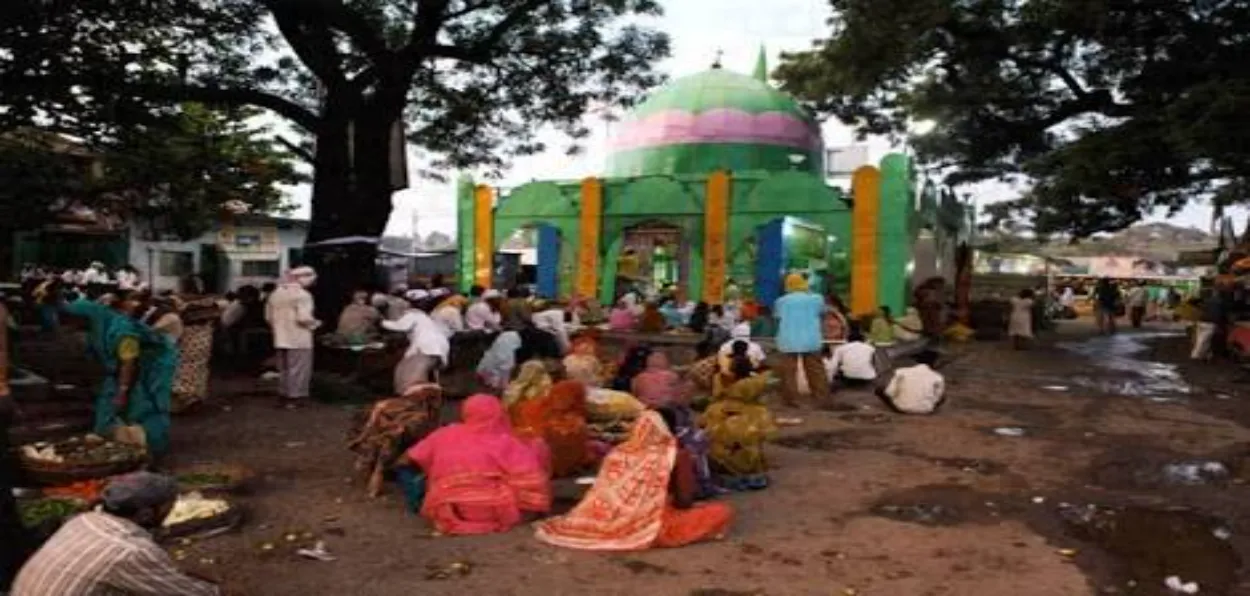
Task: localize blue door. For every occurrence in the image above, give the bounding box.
[755,219,784,307]
[536,225,560,298]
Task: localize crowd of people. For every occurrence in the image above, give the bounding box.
[0,264,955,593]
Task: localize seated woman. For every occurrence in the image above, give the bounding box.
[823,295,850,343]
[407,394,551,535]
[608,299,638,332]
[562,337,603,388]
[749,305,777,338]
[717,324,765,366]
[535,410,733,551]
[503,360,552,407]
[337,290,382,340]
[510,380,597,478]
[631,351,685,409]
[637,302,666,334]
[609,345,652,392]
[349,382,443,497]
[892,307,924,342]
[868,306,896,345]
[476,331,522,393]
[703,373,777,491]
[633,352,715,497]
[712,334,766,400]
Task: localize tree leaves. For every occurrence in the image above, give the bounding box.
[777,0,1250,237]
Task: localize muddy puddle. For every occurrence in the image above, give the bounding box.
[1060,503,1240,595]
[1058,332,1194,400]
[1090,447,1240,490]
[869,484,1019,526]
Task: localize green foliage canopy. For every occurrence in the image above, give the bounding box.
[776,0,1250,237]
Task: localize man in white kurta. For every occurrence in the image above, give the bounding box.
[265,267,320,405]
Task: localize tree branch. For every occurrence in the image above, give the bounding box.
[5,73,322,132]
[276,135,315,163]
[264,0,347,88]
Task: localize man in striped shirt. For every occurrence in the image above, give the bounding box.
[12,472,219,595]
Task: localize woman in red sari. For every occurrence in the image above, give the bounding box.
[407,394,551,535]
[535,410,733,551]
[511,380,596,478]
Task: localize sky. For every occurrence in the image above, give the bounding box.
[284,0,1246,239]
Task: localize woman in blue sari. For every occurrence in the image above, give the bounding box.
[63,294,177,455]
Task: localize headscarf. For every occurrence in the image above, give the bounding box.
[476,331,522,388]
[460,393,513,434]
[438,294,468,310]
[638,303,665,333]
[512,380,590,478]
[631,352,683,408]
[610,345,652,391]
[285,266,318,288]
[784,273,808,293]
[535,411,677,551]
[503,360,553,406]
[563,337,603,387]
[407,394,551,535]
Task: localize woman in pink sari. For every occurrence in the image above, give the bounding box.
[407,394,552,535]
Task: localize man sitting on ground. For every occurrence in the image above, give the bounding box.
[12,472,220,595]
[824,329,878,387]
[877,350,945,415]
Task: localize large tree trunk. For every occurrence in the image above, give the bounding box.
[304,96,399,327]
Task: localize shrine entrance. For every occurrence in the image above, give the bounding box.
[616,222,687,299]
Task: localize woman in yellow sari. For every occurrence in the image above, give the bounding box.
[503,360,552,407]
[702,373,776,491]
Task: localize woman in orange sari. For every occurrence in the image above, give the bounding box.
[535,410,733,551]
[407,394,551,535]
[511,380,595,478]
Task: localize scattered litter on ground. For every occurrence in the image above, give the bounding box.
[1162,461,1229,486]
[1043,385,1069,391]
[424,560,472,580]
[297,540,335,562]
[1164,575,1200,594]
[993,427,1027,437]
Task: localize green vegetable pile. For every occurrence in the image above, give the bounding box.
[18,498,83,528]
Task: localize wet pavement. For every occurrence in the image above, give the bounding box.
[1057,332,1195,400]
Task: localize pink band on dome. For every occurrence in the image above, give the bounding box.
[609,108,822,152]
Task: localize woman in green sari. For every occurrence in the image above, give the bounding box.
[64,294,178,455]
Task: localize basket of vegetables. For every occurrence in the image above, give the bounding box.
[174,462,254,494]
[18,496,88,531]
[160,492,244,541]
[19,434,147,486]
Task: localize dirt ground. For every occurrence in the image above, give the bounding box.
[21,319,1250,595]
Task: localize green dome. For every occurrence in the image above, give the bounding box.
[605,67,825,177]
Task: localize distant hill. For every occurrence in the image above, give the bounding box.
[979,222,1215,262]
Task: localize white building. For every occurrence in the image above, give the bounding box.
[128,215,309,292]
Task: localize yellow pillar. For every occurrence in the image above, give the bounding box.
[850,166,881,315]
[473,185,494,288]
[703,170,730,305]
[575,177,602,300]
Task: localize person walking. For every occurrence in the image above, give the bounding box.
[1126,282,1148,329]
[774,274,829,407]
[1094,278,1120,335]
[266,267,320,408]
